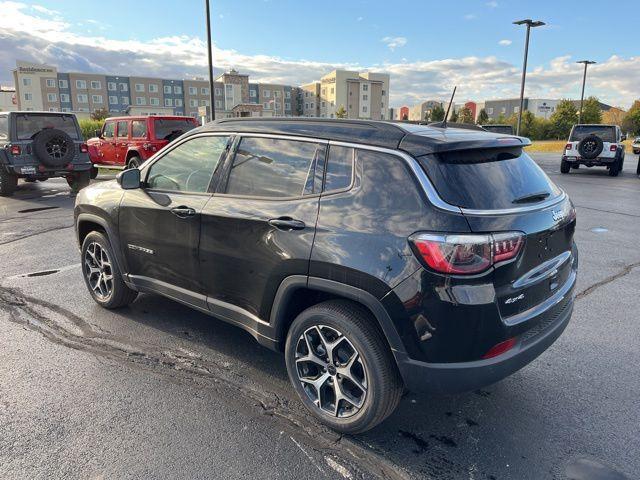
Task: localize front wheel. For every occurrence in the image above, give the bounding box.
[285,300,403,434]
[81,231,138,308]
[608,158,621,177]
[66,171,91,192]
[560,159,570,174]
[127,156,142,169]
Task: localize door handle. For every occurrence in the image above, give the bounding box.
[171,206,196,218]
[268,217,306,230]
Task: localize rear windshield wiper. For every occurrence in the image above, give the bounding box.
[512,191,550,204]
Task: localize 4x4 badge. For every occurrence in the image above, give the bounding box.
[505,293,525,305]
[552,210,565,222]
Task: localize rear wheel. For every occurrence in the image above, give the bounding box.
[636,158,640,176]
[0,169,18,197]
[81,231,138,308]
[127,156,141,169]
[285,300,403,434]
[608,157,621,177]
[560,159,570,174]
[66,171,91,192]
[90,166,99,179]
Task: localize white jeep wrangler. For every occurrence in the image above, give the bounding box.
[561,124,626,176]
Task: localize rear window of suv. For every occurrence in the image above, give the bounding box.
[15,114,79,140]
[570,126,616,143]
[154,119,197,140]
[0,116,7,140]
[418,148,562,210]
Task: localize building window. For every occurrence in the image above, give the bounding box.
[163,85,172,94]
[109,96,118,104]
[362,84,368,91]
[362,106,368,113]
[175,99,183,107]
[199,87,208,95]
[46,78,56,88]
[487,107,493,114]
[174,86,182,94]
[285,102,291,110]
[225,84,232,92]
[215,100,223,108]
[363,95,368,101]
[310,102,314,108]
[121,97,129,105]
[150,97,160,106]
[135,84,145,92]
[321,88,326,95]
[274,91,281,98]
[47,93,57,102]
[305,92,309,98]
[90,81,101,90]
[501,107,506,114]
[60,93,70,103]
[215,88,222,96]
[514,106,520,113]
[120,83,128,92]
[92,95,103,104]
[305,103,309,109]
[189,99,198,107]
[285,91,291,99]
[189,86,197,95]
[321,101,326,107]
[165,98,173,107]
[330,87,334,94]
[149,84,159,93]
[200,100,210,107]
[249,90,256,98]
[61,107,70,112]
[76,80,87,89]
[77,94,88,103]
[24,93,33,101]
[58,79,68,89]
[263,90,271,98]
[136,97,146,105]
[22,78,32,87]
[382,90,386,96]
[108,82,117,91]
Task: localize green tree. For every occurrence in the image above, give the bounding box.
[335,105,347,119]
[449,110,459,123]
[458,107,474,124]
[90,108,110,121]
[621,100,640,135]
[79,119,105,140]
[423,110,431,122]
[580,96,602,124]
[430,104,445,122]
[550,100,578,139]
[477,108,489,125]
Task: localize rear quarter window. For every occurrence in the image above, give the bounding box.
[418,148,562,210]
[0,116,7,140]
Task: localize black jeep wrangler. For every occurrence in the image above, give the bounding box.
[0,111,92,196]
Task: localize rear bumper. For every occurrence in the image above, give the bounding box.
[7,162,92,176]
[397,291,574,394]
[562,155,616,165]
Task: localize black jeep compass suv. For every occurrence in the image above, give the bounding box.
[75,118,578,433]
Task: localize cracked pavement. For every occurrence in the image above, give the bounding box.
[1,153,639,479]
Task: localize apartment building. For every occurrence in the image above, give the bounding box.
[300,82,320,117]
[314,70,389,120]
[408,100,443,121]
[0,87,17,111]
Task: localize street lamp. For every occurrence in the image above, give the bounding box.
[576,60,596,123]
[205,0,216,121]
[513,19,545,135]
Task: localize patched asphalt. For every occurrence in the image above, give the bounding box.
[1,153,639,479]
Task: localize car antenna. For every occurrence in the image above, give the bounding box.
[441,86,457,129]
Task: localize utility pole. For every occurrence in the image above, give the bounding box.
[513,19,545,135]
[205,0,215,121]
[577,60,596,124]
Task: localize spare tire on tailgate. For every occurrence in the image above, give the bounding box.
[577,134,604,160]
[33,128,76,167]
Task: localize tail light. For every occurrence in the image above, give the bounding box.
[565,144,572,151]
[609,145,617,152]
[80,143,88,153]
[10,145,21,155]
[409,232,524,275]
[482,338,517,359]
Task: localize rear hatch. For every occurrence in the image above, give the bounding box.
[416,145,577,328]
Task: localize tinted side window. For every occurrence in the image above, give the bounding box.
[147,136,229,193]
[116,121,128,138]
[324,146,353,192]
[0,116,7,140]
[103,121,115,139]
[131,120,147,138]
[225,137,318,198]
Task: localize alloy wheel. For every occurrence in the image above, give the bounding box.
[295,325,368,418]
[84,242,114,300]
[45,136,69,159]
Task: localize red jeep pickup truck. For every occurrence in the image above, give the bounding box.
[87,115,198,175]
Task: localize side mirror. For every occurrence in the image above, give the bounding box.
[116,168,141,190]
[94,129,102,139]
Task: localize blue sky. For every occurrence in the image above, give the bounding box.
[0,0,638,107]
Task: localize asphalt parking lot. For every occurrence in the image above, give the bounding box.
[1,152,639,480]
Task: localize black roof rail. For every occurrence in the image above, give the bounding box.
[428,122,487,132]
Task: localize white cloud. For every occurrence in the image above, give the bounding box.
[464,13,476,20]
[486,1,498,7]
[381,36,407,51]
[0,2,637,109]
[356,16,363,22]
[498,39,512,46]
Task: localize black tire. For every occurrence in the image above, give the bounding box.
[608,158,621,177]
[32,128,76,167]
[66,170,91,192]
[285,300,403,434]
[127,156,141,169]
[560,159,570,174]
[0,168,18,196]
[90,166,99,179]
[637,158,640,176]
[81,231,138,309]
[577,135,604,159]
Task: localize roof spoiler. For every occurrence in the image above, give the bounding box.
[400,135,532,157]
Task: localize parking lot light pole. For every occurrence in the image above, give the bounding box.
[577,60,596,124]
[513,19,545,136]
[205,0,215,121]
